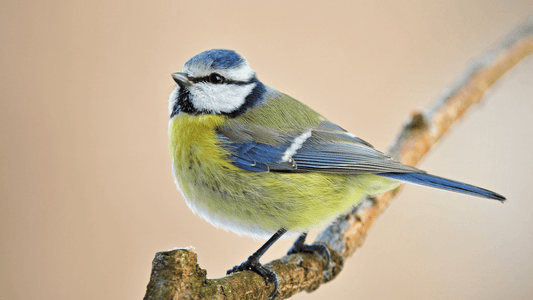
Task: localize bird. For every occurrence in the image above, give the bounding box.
[168,49,505,299]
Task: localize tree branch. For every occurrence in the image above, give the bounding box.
[144,15,533,300]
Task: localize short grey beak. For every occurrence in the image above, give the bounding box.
[171,72,193,88]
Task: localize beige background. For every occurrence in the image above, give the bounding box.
[1,1,533,299]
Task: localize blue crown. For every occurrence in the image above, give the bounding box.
[185,49,245,70]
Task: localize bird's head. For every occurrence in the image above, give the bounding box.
[169,49,266,118]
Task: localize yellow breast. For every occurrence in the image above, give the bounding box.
[169,113,234,180]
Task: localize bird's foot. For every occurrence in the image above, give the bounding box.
[227,255,279,299]
[287,233,331,270]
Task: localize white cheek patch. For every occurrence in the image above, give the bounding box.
[168,86,180,115]
[190,82,256,114]
[282,130,312,162]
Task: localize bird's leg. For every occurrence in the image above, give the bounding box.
[287,232,331,270]
[227,228,287,299]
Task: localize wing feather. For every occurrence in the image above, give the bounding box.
[217,118,423,174]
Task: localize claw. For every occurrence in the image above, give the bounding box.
[288,232,331,270]
[226,229,287,299]
[227,256,279,299]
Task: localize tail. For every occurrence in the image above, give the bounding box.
[379,172,506,202]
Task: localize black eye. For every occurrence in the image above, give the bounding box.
[208,73,225,84]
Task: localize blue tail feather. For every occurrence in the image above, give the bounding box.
[379,173,505,202]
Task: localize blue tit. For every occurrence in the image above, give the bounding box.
[168,49,505,299]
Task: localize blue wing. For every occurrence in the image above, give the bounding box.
[217,136,295,172]
[217,120,421,174]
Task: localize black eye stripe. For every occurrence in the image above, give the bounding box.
[189,74,253,86]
